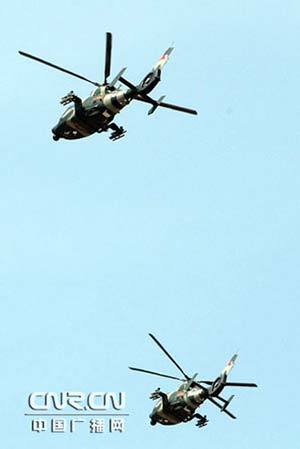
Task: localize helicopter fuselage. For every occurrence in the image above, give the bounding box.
[150,383,207,426]
[52,86,131,140]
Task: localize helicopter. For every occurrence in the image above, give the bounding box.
[19,33,197,142]
[129,334,257,428]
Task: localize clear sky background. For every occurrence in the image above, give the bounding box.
[1,1,300,448]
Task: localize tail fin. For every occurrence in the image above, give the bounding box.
[222,354,238,376]
[152,46,174,72]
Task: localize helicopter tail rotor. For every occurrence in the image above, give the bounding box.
[117,45,197,115]
[200,354,239,397]
[190,353,256,422]
[198,354,257,419]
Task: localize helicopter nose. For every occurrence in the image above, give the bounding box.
[52,123,62,141]
[52,123,59,134]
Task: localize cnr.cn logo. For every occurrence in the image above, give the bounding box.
[28,391,126,411]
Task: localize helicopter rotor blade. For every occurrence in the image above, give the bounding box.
[104,32,112,83]
[135,95,198,115]
[207,397,237,419]
[196,380,214,385]
[157,100,198,115]
[109,67,127,87]
[224,382,258,388]
[149,333,190,380]
[129,366,184,381]
[18,51,100,87]
[119,76,136,90]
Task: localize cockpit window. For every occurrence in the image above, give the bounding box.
[61,107,74,119]
[91,87,100,96]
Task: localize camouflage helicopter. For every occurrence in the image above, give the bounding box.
[129,334,257,428]
[19,33,197,142]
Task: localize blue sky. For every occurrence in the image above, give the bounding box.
[1,1,300,448]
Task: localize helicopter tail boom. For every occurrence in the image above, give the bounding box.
[137,47,174,95]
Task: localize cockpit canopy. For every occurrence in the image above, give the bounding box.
[90,87,101,96]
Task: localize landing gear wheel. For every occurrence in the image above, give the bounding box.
[150,419,157,426]
[53,135,59,141]
[109,127,126,141]
[196,415,208,428]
